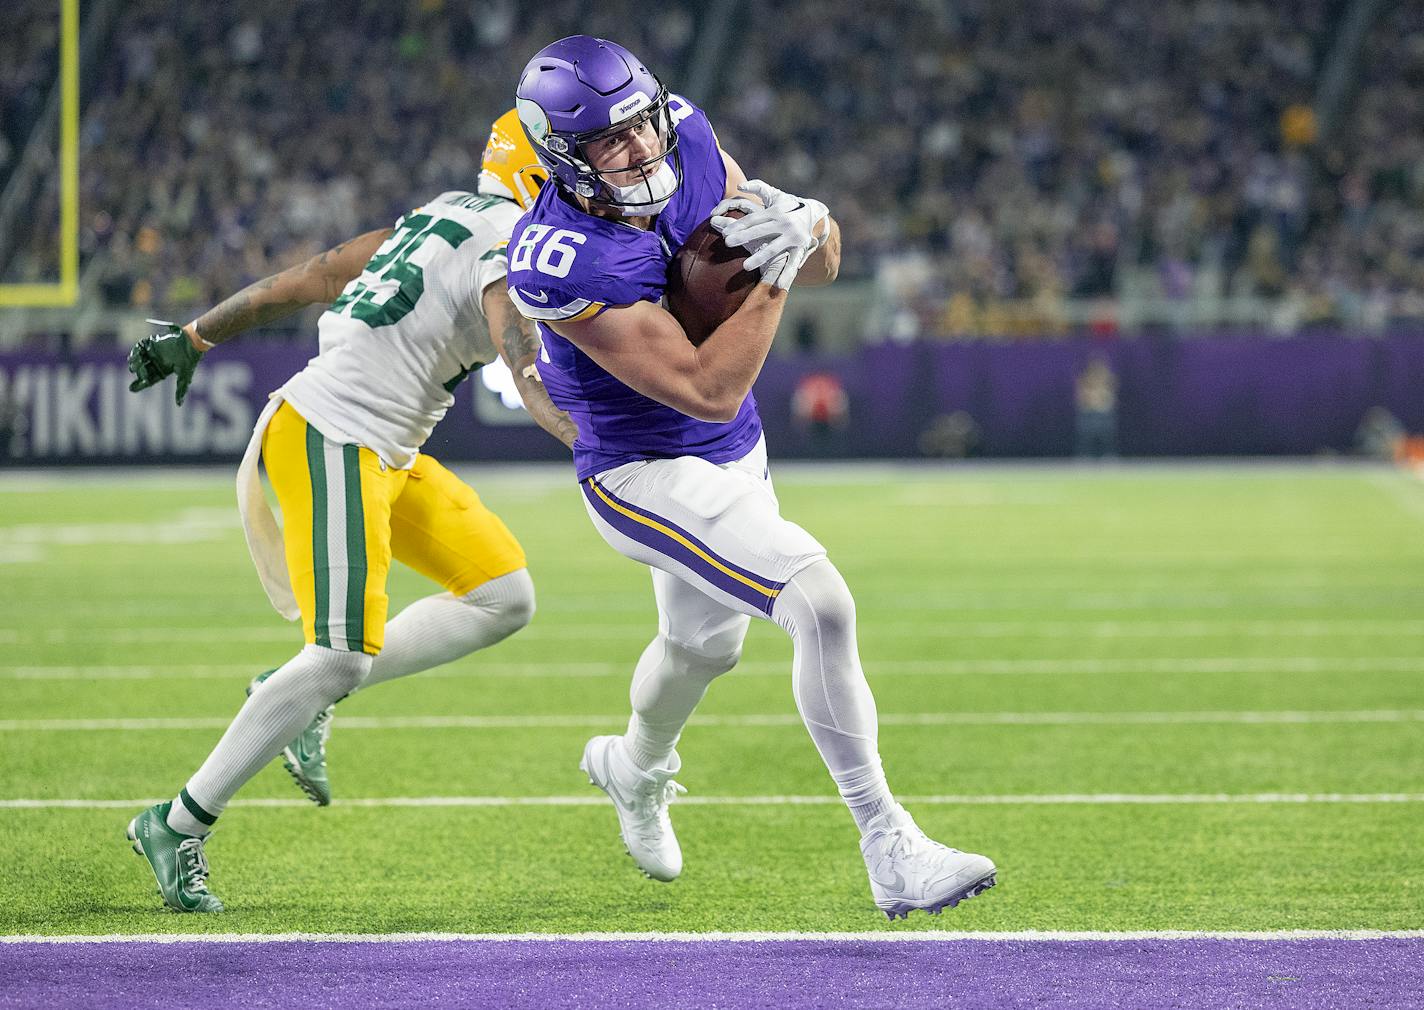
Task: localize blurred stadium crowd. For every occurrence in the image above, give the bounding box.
[2,0,1422,339]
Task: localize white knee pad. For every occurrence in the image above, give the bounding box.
[772,559,856,639]
[773,558,877,744]
[294,643,373,702]
[660,629,743,682]
[462,568,536,638]
[626,628,742,757]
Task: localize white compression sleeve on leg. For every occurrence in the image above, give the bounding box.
[772,558,894,831]
[621,569,750,771]
[360,568,536,689]
[623,632,741,770]
[176,644,372,828]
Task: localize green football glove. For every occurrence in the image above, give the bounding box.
[127,319,203,405]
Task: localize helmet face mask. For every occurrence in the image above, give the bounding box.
[568,89,682,214]
[516,37,684,215]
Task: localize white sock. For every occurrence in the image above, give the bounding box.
[771,559,896,833]
[170,644,372,832]
[359,569,535,689]
[840,760,895,829]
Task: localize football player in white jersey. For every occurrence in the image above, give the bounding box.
[122,112,571,913]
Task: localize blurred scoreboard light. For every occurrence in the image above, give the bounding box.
[473,357,537,425]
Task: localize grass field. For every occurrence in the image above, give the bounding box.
[2,462,1422,937]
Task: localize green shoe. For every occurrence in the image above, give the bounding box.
[126,802,224,913]
[248,668,333,806]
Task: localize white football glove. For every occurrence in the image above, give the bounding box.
[710,179,829,290]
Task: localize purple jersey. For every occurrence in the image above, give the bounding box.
[506,95,763,480]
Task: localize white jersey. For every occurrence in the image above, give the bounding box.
[280,191,522,469]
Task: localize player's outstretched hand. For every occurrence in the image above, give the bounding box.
[711,180,828,290]
[127,319,203,405]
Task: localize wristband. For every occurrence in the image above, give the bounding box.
[803,199,830,252]
[186,323,215,352]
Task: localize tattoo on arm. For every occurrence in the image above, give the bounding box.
[192,275,309,346]
[190,229,389,346]
[498,314,577,450]
[313,239,365,301]
[315,241,348,267]
[501,313,544,369]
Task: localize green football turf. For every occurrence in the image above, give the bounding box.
[1,463,1422,935]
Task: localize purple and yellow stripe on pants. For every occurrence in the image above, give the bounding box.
[583,476,785,616]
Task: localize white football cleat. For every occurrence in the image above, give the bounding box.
[860,804,997,919]
[580,735,686,882]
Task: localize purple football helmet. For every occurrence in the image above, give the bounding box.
[515,36,682,214]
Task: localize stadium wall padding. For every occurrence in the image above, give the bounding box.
[1,334,1421,464]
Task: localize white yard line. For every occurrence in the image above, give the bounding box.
[0,509,238,548]
[21,628,305,644]
[3,929,1421,944]
[887,619,1424,638]
[1,710,1420,732]
[11,618,1424,644]
[6,656,1424,680]
[4,793,1422,811]
[14,588,1423,611]
[0,459,1381,489]
[1368,471,1424,527]
[1,666,265,680]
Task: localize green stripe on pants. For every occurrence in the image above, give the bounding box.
[342,444,367,653]
[306,424,330,648]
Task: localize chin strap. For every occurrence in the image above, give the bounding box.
[603,162,679,215]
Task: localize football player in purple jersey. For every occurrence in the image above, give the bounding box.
[506,36,996,919]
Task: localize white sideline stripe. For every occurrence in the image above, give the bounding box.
[3,929,1422,945]
[7,656,1424,680]
[2,710,1421,732]
[4,793,1423,811]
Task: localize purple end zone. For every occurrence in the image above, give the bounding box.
[3,938,1422,1009]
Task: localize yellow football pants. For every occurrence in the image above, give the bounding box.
[262,401,527,654]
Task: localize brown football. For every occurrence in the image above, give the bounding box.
[666,208,757,346]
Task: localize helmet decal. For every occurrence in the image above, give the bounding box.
[515,97,551,143]
[610,91,651,123]
[480,108,550,211]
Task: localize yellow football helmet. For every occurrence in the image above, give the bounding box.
[480,108,549,211]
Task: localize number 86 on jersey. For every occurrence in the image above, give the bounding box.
[511,225,586,279]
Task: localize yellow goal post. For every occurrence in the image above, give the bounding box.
[0,0,79,308]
